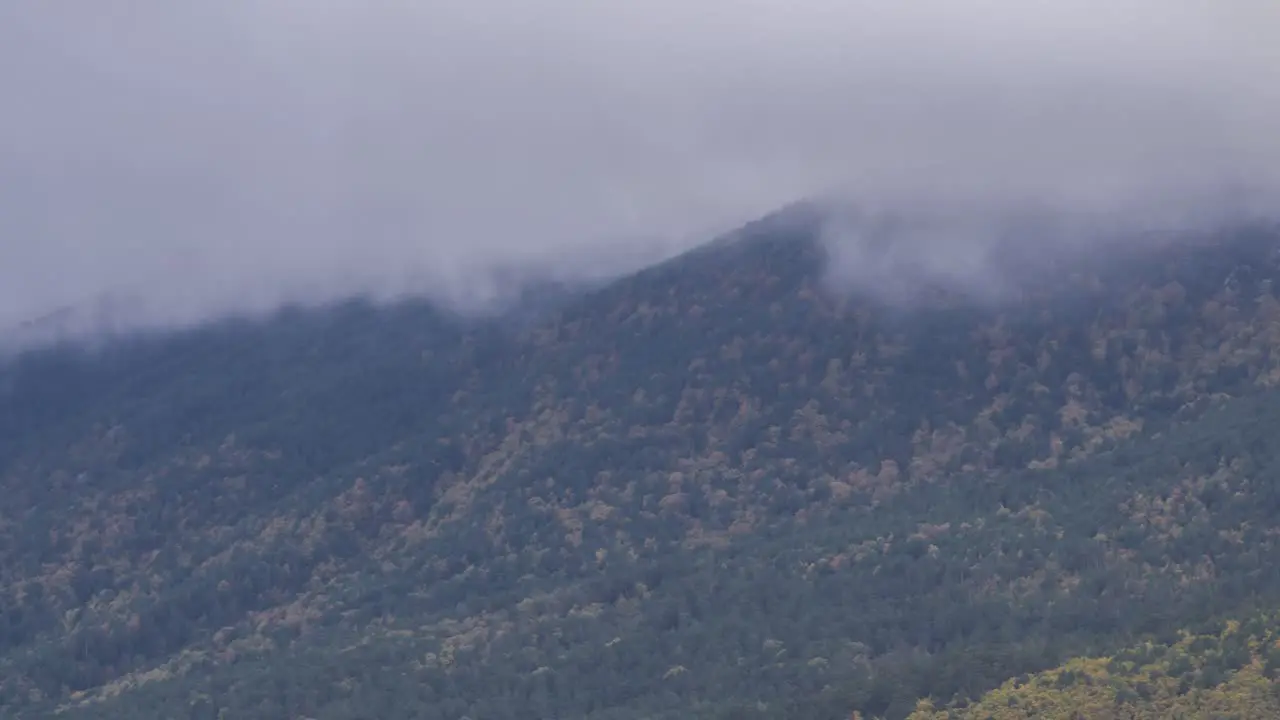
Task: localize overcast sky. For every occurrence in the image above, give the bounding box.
[1,1,1277,337]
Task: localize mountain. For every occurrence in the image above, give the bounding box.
[3,209,1280,719]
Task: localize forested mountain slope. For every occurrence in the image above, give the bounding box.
[3,213,1280,719]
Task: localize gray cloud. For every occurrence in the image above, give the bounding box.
[2,1,1278,343]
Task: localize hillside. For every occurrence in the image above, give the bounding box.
[907,614,1280,719]
[3,212,1280,719]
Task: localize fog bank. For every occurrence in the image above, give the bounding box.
[1,1,1277,344]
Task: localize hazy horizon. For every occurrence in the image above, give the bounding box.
[2,1,1278,346]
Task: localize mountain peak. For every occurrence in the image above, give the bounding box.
[4,210,1280,719]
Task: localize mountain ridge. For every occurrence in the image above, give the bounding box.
[3,210,1280,718]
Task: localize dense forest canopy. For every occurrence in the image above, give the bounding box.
[3,212,1280,718]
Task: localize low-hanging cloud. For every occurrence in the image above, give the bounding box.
[1,1,1278,344]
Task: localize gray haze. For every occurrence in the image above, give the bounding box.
[2,1,1278,343]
